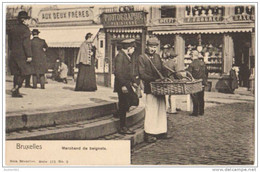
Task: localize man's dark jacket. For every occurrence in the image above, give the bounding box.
[9,23,33,76]
[114,50,137,93]
[187,59,208,85]
[31,37,48,75]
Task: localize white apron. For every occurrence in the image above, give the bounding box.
[144,94,167,135]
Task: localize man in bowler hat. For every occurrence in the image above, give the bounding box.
[9,11,33,97]
[114,39,139,134]
[31,29,48,89]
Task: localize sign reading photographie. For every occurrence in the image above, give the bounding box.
[38,8,94,23]
[101,11,147,28]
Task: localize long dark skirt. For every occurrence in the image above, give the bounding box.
[75,63,97,91]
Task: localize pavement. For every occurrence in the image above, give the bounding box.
[5,75,256,163]
[5,75,254,115]
[131,88,255,165]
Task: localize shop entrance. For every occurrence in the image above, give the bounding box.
[232,33,251,87]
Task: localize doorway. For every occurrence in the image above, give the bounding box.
[233,33,251,87]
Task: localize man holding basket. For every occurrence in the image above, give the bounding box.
[138,37,171,143]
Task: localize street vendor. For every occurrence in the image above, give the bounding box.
[187,50,208,116]
[138,37,170,143]
[161,44,183,113]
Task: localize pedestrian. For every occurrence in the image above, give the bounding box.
[138,37,171,143]
[161,44,182,114]
[58,61,68,84]
[75,33,97,91]
[114,39,139,135]
[9,11,33,97]
[31,29,48,89]
[52,58,61,81]
[187,50,208,116]
[229,66,239,94]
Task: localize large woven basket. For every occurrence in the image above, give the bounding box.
[150,79,203,95]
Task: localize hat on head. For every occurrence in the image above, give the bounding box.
[32,29,40,35]
[18,11,30,20]
[147,37,159,46]
[162,44,171,49]
[85,32,93,40]
[121,39,136,49]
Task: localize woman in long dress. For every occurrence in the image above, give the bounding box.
[75,33,97,91]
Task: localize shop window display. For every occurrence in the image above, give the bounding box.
[184,34,223,76]
[185,6,224,17]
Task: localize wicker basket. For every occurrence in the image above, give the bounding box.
[150,79,203,95]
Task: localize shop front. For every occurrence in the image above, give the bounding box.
[31,7,106,84]
[101,10,147,87]
[148,5,255,92]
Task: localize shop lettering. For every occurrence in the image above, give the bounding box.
[184,16,223,23]
[39,8,93,23]
[102,12,146,27]
[159,18,176,24]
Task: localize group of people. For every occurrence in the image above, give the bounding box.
[9,11,49,97]
[9,11,208,143]
[114,37,208,143]
[9,11,97,98]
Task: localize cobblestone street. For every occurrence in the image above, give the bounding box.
[132,101,255,165]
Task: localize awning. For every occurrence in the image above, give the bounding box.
[32,26,102,48]
[106,28,142,33]
[153,28,253,35]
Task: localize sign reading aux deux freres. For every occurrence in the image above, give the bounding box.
[38,8,94,23]
[101,11,147,27]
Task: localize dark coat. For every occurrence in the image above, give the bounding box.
[31,37,48,75]
[138,52,167,94]
[187,59,208,86]
[114,50,137,93]
[9,23,33,76]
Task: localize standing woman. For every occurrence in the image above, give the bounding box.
[31,29,48,89]
[75,33,97,91]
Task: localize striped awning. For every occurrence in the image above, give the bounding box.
[106,28,142,33]
[153,28,253,35]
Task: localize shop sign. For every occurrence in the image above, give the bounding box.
[158,18,176,24]
[184,16,224,23]
[112,33,141,39]
[101,11,147,27]
[38,8,94,23]
[232,14,254,21]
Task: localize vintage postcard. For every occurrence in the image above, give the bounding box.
[2,1,257,171]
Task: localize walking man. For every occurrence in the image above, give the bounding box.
[9,11,32,97]
[31,29,48,89]
[187,50,208,116]
[114,39,139,134]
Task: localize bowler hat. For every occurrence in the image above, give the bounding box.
[18,11,30,19]
[147,37,159,46]
[32,29,40,35]
[121,39,136,49]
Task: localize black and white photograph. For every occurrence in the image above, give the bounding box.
[2,1,258,170]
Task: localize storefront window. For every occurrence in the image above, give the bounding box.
[184,6,224,23]
[184,34,223,76]
[235,6,254,15]
[161,6,176,18]
[185,6,224,17]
